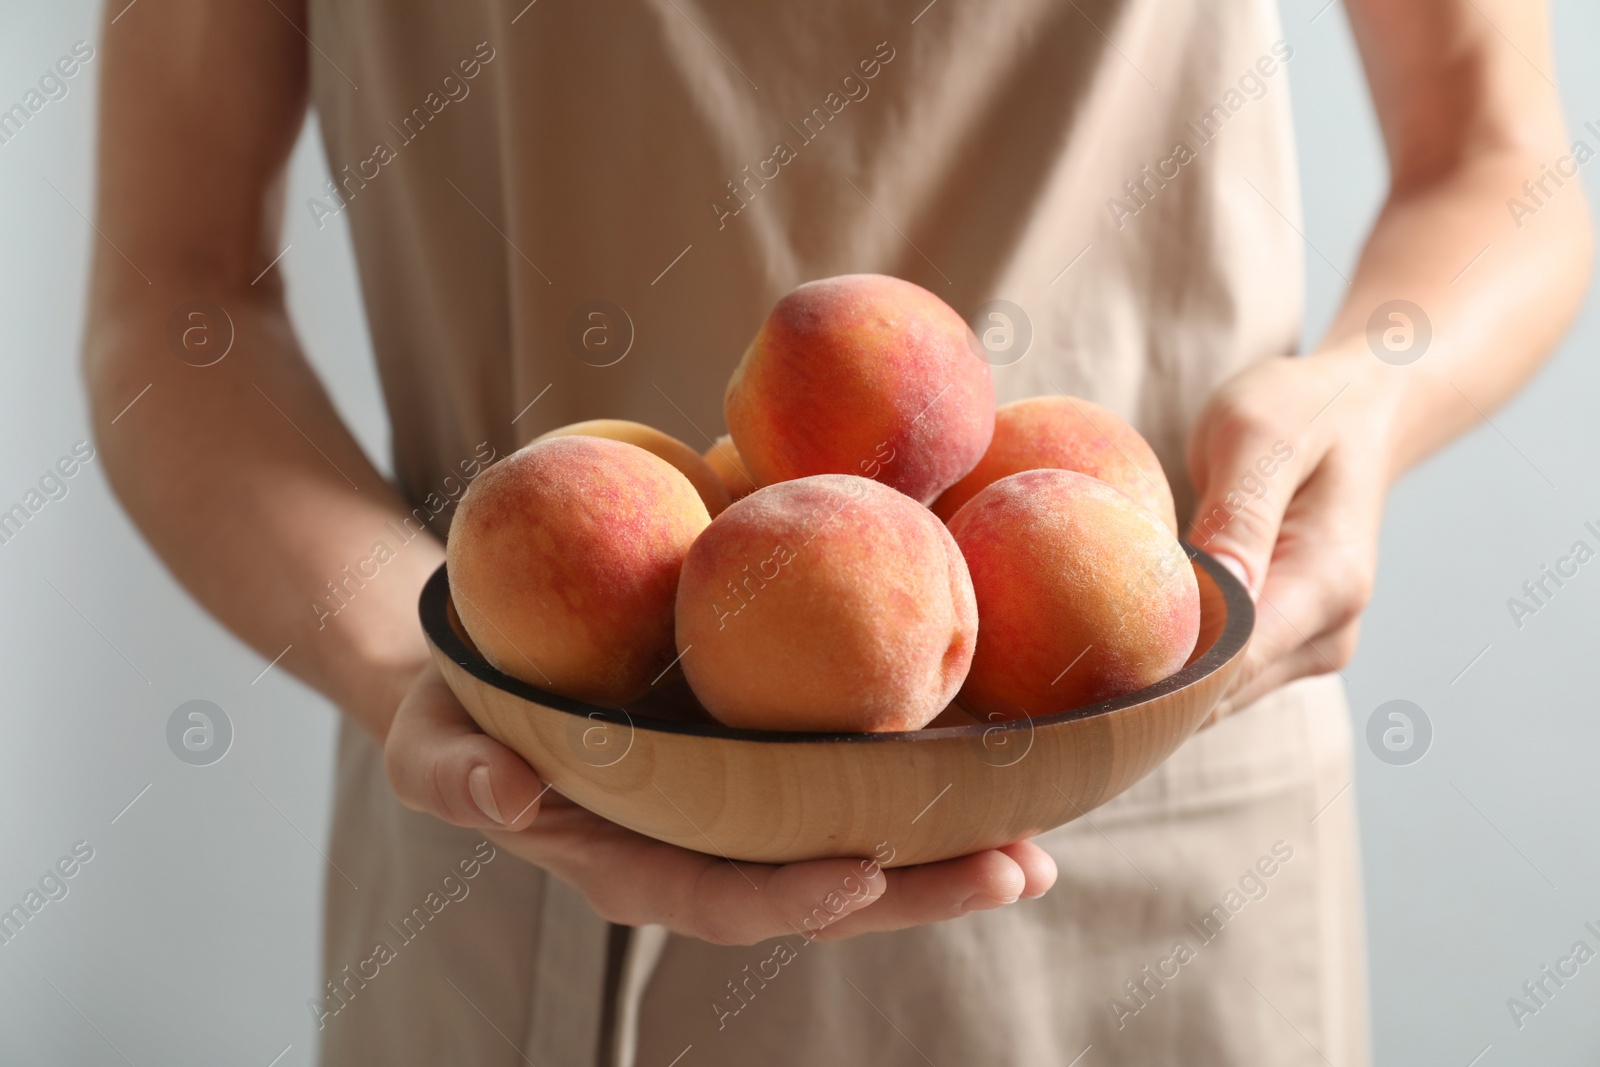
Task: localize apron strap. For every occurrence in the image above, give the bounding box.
[521,876,613,1065]
[609,925,671,1067]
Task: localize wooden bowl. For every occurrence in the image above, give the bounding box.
[420,547,1252,868]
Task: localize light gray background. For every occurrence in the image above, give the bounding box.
[1,2,1597,1064]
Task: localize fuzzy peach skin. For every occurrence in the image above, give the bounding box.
[536,418,733,516]
[948,469,1199,720]
[931,396,1178,531]
[447,436,711,704]
[724,274,994,505]
[703,433,758,503]
[675,474,977,732]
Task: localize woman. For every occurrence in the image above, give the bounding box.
[85,0,1588,1063]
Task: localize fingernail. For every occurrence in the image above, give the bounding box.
[961,891,1020,913]
[1213,553,1255,599]
[468,765,504,825]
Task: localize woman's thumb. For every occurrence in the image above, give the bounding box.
[1186,431,1298,599]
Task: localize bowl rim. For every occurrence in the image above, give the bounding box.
[419,543,1253,745]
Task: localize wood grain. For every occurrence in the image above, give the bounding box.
[422,548,1252,867]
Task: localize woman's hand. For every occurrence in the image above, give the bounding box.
[1186,348,1398,721]
[383,663,1057,945]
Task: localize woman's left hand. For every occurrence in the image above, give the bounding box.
[1185,347,1399,720]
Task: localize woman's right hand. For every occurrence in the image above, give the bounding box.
[383,663,1057,945]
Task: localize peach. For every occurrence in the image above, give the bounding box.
[537,418,732,516]
[675,474,977,732]
[948,469,1199,719]
[724,274,994,505]
[703,433,758,503]
[931,396,1178,531]
[447,436,710,705]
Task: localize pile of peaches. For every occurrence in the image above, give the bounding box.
[447,275,1199,733]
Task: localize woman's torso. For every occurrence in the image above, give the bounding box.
[306,0,1304,517]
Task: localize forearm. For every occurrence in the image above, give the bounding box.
[86,286,442,737]
[1310,0,1593,484]
[84,1,431,735]
[1309,148,1592,481]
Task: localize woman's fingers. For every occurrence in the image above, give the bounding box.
[383,663,546,831]
[1214,617,1362,724]
[560,833,888,945]
[685,858,888,945]
[813,848,1035,941]
[1196,415,1382,725]
[997,839,1059,899]
[515,803,890,945]
[1187,407,1306,600]
[520,805,1054,945]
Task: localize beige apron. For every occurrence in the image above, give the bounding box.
[307,1,1369,1062]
